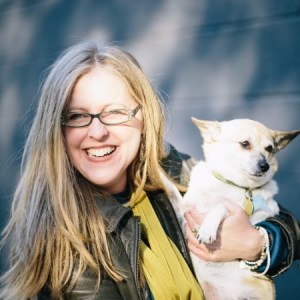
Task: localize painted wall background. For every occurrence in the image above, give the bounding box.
[0,0,299,298]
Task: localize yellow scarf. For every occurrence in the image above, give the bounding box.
[131,190,204,300]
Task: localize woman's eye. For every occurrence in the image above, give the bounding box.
[68,113,87,121]
[239,141,251,150]
[105,109,127,116]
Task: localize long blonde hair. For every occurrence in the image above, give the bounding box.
[0,41,168,299]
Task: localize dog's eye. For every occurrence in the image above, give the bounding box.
[265,145,273,153]
[239,141,251,150]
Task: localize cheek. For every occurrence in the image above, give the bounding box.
[64,129,84,155]
[113,127,141,157]
[118,127,141,148]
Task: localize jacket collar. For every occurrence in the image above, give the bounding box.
[93,143,185,233]
[95,193,132,233]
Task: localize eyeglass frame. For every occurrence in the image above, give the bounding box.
[61,104,142,128]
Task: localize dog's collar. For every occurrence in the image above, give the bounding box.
[212,171,253,191]
[212,171,266,216]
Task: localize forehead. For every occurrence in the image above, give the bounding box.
[220,120,273,143]
[69,66,134,108]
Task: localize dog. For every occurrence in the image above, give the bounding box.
[162,118,300,300]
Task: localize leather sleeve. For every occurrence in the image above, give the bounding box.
[265,206,300,276]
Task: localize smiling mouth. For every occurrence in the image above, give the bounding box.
[86,146,116,158]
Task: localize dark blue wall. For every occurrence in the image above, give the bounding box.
[0,1,299,298]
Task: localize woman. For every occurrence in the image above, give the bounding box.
[1,41,299,299]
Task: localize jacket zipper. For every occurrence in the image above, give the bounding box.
[134,217,145,300]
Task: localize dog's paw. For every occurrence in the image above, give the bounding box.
[196,225,217,244]
[194,203,228,244]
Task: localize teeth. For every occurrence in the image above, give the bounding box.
[87,147,116,158]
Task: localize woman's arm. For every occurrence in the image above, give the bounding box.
[260,206,300,276]
[184,200,300,277]
[163,144,300,276]
[185,200,264,263]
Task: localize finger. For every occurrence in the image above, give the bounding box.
[187,239,219,262]
[184,209,205,226]
[188,240,205,257]
[186,221,220,249]
[184,210,199,228]
[185,224,223,263]
[185,222,200,246]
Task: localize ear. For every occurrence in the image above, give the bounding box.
[191,117,221,142]
[272,129,300,153]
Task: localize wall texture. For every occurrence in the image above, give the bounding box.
[0,0,299,298]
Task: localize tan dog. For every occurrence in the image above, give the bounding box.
[162,118,300,300]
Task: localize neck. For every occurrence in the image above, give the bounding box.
[212,171,264,192]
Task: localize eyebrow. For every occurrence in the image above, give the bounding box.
[66,103,132,111]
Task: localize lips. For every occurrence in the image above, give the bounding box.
[86,146,116,158]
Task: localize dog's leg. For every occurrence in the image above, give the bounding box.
[159,171,185,220]
[196,203,229,244]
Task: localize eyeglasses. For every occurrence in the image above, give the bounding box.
[62,104,141,127]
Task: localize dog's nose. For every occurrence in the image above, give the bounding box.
[258,158,270,172]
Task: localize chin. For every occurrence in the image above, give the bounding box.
[89,173,126,193]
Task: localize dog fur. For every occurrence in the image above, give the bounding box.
[163,118,300,300]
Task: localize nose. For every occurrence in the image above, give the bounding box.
[87,118,109,140]
[258,157,270,173]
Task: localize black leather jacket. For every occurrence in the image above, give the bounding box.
[38,146,300,299]
[39,191,193,300]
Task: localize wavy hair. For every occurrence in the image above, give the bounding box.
[0,41,169,299]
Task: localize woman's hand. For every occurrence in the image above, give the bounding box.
[184,199,263,262]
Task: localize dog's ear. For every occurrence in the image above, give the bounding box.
[272,130,300,153]
[191,118,221,142]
